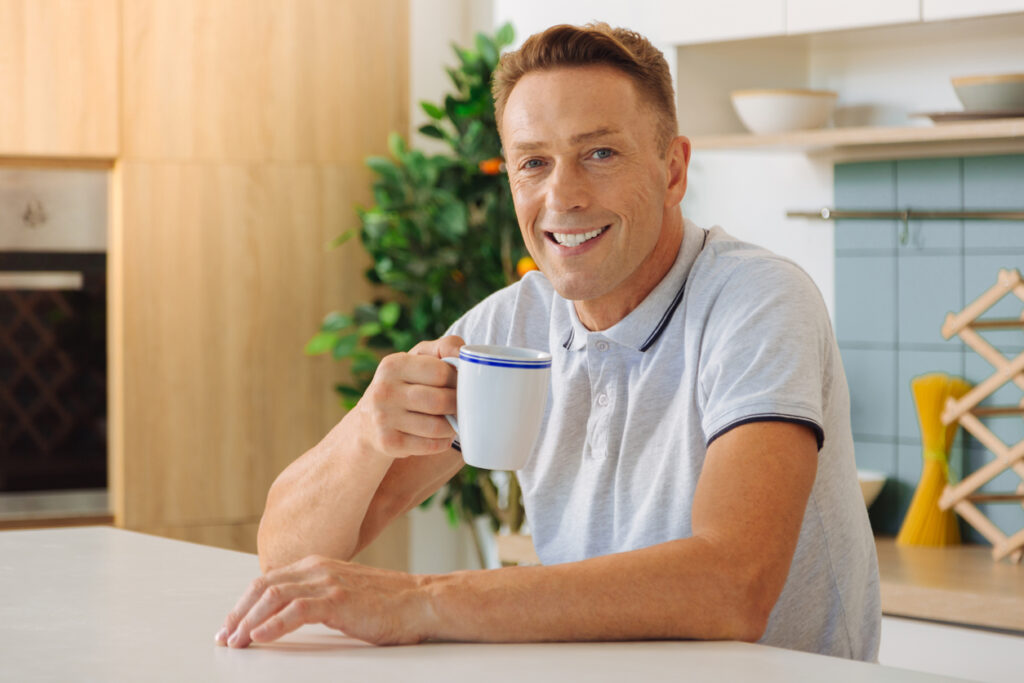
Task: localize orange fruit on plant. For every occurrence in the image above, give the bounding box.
[478,157,504,175]
[516,256,539,278]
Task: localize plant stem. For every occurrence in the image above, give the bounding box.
[508,472,524,534]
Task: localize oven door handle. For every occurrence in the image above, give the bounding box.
[0,271,84,290]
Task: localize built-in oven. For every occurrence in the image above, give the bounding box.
[0,167,108,510]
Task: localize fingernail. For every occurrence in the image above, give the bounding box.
[214,627,228,644]
[228,631,240,647]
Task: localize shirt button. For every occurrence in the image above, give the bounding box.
[595,340,609,352]
[596,393,609,407]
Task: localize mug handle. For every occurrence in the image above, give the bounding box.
[441,356,459,436]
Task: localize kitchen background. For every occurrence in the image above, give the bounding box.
[1,2,1023,668]
[408,0,1024,571]
[2,1,1022,679]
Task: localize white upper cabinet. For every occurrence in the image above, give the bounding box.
[493,0,664,46]
[652,1,785,45]
[923,0,1024,20]
[786,0,920,34]
[492,0,784,46]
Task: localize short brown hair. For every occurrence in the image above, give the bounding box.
[492,23,677,152]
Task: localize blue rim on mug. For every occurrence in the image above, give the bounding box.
[459,345,551,369]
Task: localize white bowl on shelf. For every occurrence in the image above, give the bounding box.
[952,73,1024,111]
[857,470,887,509]
[730,88,838,134]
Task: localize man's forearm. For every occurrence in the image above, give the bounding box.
[257,408,394,571]
[419,536,773,644]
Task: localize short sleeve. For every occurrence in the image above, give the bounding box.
[697,258,831,450]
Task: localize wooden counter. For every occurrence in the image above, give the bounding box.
[876,537,1024,633]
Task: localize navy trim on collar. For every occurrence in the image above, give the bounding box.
[559,225,708,353]
[562,327,575,350]
[639,228,708,352]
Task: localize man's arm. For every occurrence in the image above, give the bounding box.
[255,337,466,572]
[422,420,817,642]
[218,420,817,647]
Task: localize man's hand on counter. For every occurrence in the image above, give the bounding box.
[214,555,433,648]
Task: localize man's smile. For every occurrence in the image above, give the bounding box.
[545,225,611,248]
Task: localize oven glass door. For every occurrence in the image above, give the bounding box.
[0,253,107,492]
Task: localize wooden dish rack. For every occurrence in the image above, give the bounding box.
[940,268,1024,563]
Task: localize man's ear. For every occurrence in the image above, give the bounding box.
[665,135,691,207]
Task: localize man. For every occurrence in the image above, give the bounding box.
[215,23,880,660]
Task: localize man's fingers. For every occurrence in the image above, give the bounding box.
[249,598,328,645]
[410,335,464,361]
[396,354,458,388]
[216,567,307,645]
[217,575,269,644]
[374,353,456,391]
[390,410,456,441]
[434,335,465,360]
[226,582,312,648]
[402,384,457,418]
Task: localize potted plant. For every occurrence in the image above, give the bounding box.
[305,24,532,567]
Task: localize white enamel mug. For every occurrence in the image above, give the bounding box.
[441,345,551,470]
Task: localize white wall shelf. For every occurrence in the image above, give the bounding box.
[691,117,1024,158]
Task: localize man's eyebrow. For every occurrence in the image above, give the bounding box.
[508,127,622,152]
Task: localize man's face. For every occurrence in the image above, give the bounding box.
[501,65,688,308]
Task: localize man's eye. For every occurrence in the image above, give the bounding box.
[522,159,544,169]
[592,148,614,160]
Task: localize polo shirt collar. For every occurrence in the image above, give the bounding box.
[561,219,707,353]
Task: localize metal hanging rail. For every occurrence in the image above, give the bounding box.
[786,208,1024,244]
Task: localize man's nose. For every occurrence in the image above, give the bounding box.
[545,162,590,213]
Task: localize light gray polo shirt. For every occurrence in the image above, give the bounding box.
[448,220,881,661]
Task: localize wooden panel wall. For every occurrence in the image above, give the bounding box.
[110,0,410,569]
[0,0,119,158]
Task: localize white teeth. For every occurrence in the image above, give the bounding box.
[551,227,606,247]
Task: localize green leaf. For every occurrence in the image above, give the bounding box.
[365,156,401,187]
[304,331,338,355]
[418,124,445,140]
[475,33,498,67]
[387,330,416,352]
[321,311,353,332]
[458,122,487,161]
[444,501,459,527]
[387,132,407,159]
[331,333,360,360]
[328,229,356,248]
[495,22,514,48]
[420,101,444,120]
[351,354,380,375]
[436,201,468,238]
[444,66,462,91]
[358,322,382,337]
[378,300,401,327]
[355,303,381,323]
[336,385,364,400]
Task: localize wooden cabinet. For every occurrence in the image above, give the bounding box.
[121,0,408,163]
[786,0,920,34]
[924,0,1024,20]
[113,161,376,528]
[0,0,119,158]
[108,0,411,568]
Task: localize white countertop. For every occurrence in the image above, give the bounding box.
[0,527,963,682]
